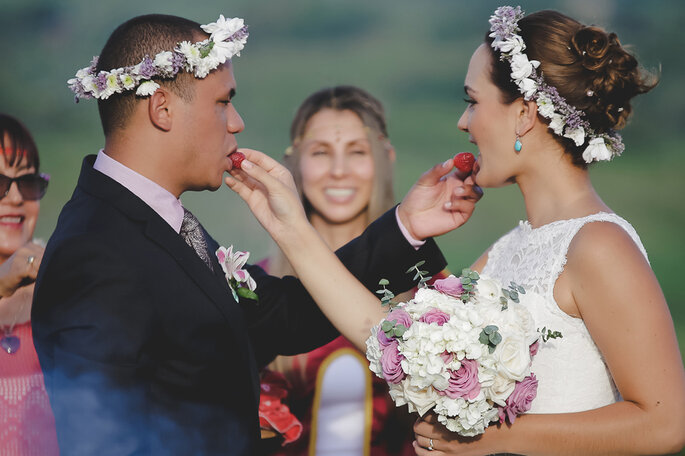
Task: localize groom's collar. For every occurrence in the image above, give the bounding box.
[93,150,185,233]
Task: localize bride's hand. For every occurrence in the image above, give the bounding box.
[224,148,308,242]
[398,159,483,241]
[413,413,505,455]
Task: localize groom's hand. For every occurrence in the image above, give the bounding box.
[398,159,482,241]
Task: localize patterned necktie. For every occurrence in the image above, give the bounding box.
[179,208,214,271]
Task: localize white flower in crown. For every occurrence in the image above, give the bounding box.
[216,245,258,302]
[549,114,565,135]
[153,51,175,75]
[488,6,624,163]
[136,80,160,96]
[509,53,539,83]
[563,126,586,147]
[518,77,537,100]
[536,93,555,118]
[497,35,525,55]
[100,71,124,100]
[201,15,245,42]
[68,15,249,100]
[120,73,137,90]
[583,137,612,163]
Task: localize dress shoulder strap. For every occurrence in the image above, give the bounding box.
[547,212,649,293]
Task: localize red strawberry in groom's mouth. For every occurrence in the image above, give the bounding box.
[453,152,476,173]
[229,151,246,169]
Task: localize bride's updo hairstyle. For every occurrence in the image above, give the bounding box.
[486,10,657,166]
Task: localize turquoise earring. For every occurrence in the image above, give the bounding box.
[514,134,522,152]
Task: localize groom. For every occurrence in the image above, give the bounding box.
[32,13,478,456]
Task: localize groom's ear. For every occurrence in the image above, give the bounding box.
[148,88,173,132]
[515,98,538,137]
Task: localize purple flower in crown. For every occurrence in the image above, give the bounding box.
[216,245,258,302]
[137,56,158,79]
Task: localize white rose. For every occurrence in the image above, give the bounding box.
[474,277,501,305]
[582,137,613,163]
[395,383,439,416]
[484,371,515,406]
[495,335,531,381]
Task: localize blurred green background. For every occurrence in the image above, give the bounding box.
[2,0,684,373]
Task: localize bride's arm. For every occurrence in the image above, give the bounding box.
[225,149,480,350]
[413,222,685,455]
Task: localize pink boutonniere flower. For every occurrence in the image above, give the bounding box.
[216,245,258,302]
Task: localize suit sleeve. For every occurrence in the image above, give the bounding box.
[32,235,154,455]
[245,207,447,366]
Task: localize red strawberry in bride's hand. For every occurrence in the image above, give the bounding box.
[453,152,476,174]
[229,151,246,169]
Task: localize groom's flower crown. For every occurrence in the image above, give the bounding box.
[490,6,624,163]
[67,15,248,102]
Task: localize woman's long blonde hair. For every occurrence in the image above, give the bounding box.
[268,85,396,278]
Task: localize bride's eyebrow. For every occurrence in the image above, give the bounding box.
[464,85,475,95]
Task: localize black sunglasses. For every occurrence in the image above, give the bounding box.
[0,173,50,201]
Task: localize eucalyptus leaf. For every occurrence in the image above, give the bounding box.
[462,277,471,285]
[379,279,390,286]
[479,331,490,345]
[489,332,502,345]
[415,260,426,268]
[469,271,480,280]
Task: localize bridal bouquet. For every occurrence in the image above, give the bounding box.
[366,269,559,436]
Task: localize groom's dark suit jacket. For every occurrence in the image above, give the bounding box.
[32,156,446,455]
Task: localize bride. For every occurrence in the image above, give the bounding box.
[225,6,685,455]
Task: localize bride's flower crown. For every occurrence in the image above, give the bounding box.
[489,6,624,163]
[67,15,248,102]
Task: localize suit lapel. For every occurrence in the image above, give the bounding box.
[77,156,258,385]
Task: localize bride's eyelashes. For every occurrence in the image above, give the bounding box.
[463,97,477,105]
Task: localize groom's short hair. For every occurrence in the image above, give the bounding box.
[96,14,205,136]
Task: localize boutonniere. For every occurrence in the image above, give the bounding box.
[216,245,258,302]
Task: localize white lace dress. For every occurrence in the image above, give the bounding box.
[482,212,648,413]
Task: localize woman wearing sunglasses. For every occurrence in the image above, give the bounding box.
[0,113,57,455]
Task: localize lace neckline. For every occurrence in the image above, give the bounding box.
[519,211,614,232]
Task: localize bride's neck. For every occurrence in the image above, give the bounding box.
[516,158,609,228]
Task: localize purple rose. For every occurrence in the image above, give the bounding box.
[440,358,481,400]
[419,308,451,326]
[529,340,540,358]
[377,329,394,347]
[381,341,406,384]
[498,374,538,424]
[433,275,464,298]
[440,351,455,364]
[386,308,413,329]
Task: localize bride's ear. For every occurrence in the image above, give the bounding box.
[516,98,538,137]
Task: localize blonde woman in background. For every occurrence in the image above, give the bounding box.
[260,86,433,456]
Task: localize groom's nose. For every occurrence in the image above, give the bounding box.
[227,104,245,134]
